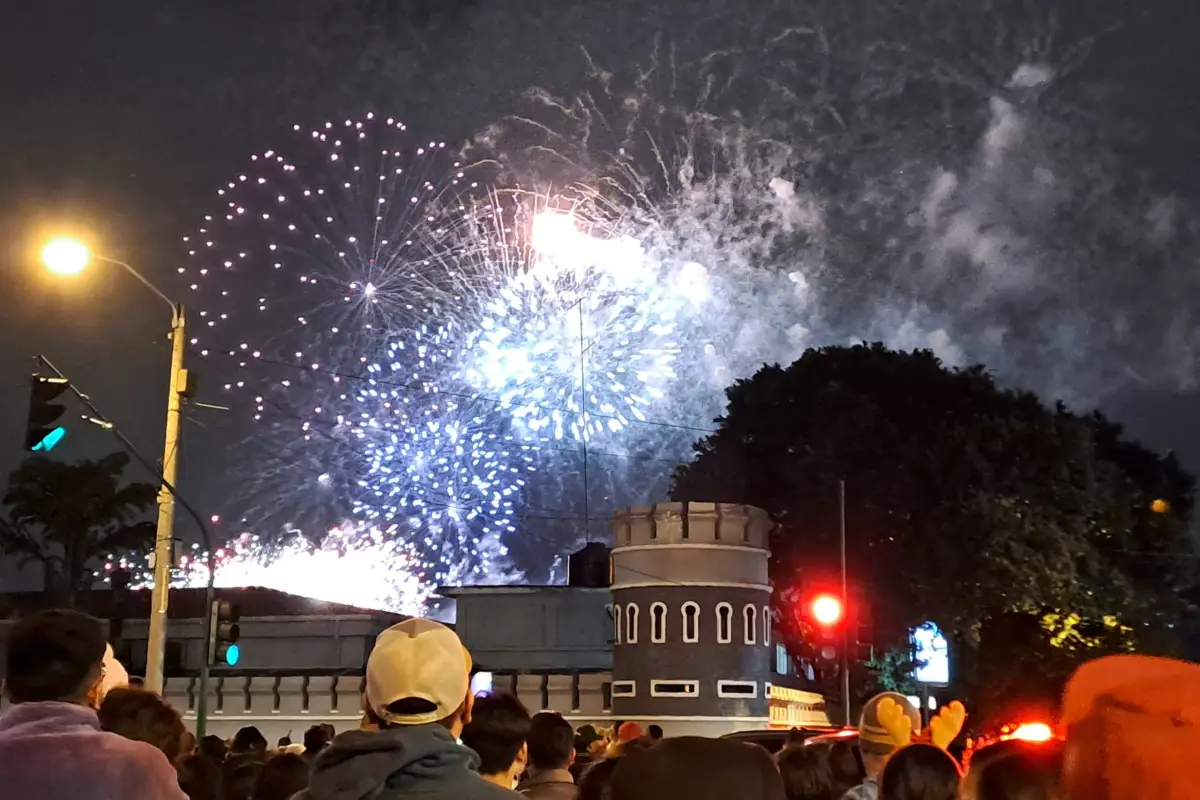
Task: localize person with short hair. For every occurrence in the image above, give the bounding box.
[518,712,579,800]
[646,724,663,741]
[878,744,960,800]
[231,725,270,760]
[253,751,311,800]
[610,735,787,800]
[826,739,863,798]
[960,739,1062,800]
[0,609,186,799]
[199,733,228,762]
[296,618,520,799]
[99,686,190,765]
[302,723,333,762]
[178,753,222,800]
[776,745,836,800]
[461,692,532,789]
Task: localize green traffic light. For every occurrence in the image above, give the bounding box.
[225,644,240,666]
[31,426,66,453]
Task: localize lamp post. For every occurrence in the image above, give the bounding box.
[41,238,189,695]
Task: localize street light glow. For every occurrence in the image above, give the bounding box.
[42,237,91,276]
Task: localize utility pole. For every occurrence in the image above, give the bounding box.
[145,303,188,694]
[576,299,591,542]
[839,479,851,727]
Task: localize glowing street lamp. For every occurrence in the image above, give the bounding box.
[41,237,91,276]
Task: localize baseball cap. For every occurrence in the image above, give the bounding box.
[366,618,473,725]
[859,692,921,755]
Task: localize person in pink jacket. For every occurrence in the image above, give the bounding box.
[0,609,186,800]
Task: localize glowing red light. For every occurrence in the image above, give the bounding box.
[811,594,843,626]
[1007,722,1054,743]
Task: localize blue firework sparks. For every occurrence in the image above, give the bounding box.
[348,324,537,582]
[455,208,682,444]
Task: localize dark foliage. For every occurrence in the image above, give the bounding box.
[670,343,1196,716]
[0,453,156,606]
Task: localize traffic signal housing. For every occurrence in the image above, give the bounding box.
[807,592,844,661]
[24,375,70,452]
[208,599,242,667]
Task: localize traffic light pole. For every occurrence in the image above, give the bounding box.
[146,303,187,696]
[36,354,217,731]
[839,480,851,727]
[196,582,216,740]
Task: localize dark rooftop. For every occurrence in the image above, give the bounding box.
[0,586,406,621]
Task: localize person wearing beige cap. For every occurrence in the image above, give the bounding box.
[296,618,521,800]
[843,692,922,800]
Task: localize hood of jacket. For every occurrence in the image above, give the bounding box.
[306,723,486,800]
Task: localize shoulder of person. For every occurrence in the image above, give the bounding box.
[109,735,187,798]
[468,774,526,799]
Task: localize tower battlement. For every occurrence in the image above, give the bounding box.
[609,502,773,551]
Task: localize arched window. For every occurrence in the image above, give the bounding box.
[716,603,733,644]
[613,604,623,645]
[743,604,758,645]
[650,602,667,643]
[763,606,771,647]
[626,603,640,644]
[681,602,700,643]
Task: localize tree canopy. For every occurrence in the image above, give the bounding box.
[0,452,157,606]
[670,343,1196,717]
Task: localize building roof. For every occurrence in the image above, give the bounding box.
[0,586,406,621]
[438,584,610,596]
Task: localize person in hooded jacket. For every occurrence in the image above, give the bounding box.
[295,618,520,800]
[0,609,185,800]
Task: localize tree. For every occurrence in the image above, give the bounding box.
[670,343,1195,717]
[0,453,157,606]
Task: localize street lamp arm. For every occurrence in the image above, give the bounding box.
[94,255,177,310]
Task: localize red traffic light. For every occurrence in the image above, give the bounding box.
[811,594,843,626]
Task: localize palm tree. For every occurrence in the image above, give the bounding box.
[0,452,156,606]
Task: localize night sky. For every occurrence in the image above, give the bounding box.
[2,0,1200,588]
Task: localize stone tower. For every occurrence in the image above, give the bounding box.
[608,502,774,736]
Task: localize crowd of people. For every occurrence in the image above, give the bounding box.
[0,608,1194,799]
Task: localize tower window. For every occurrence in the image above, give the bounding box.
[650,602,667,643]
[681,602,700,643]
[764,606,771,647]
[716,603,732,644]
[650,680,699,698]
[614,605,623,645]
[717,680,758,698]
[626,603,640,644]
[612,681,636,698]
[743,604,757,645]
